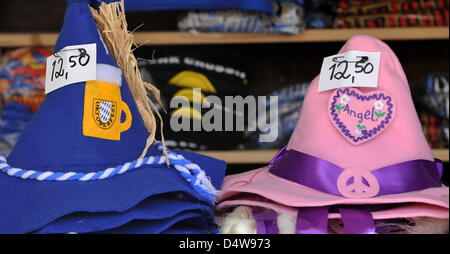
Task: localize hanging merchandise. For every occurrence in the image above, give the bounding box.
[415,73,449,148]
[244,82,309,149]
[178,1,306,34]
[335,0,449,28]
[0,0,225,234]
[336,10,449,28]
[139,55,248,150]
[216,35,449,234]
[420,73,449,119]
[0,47,51,151]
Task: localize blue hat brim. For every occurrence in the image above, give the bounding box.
[35,196,213,234]
[91,210,212,234]
[162,225,218,234]
[0,150,225,233]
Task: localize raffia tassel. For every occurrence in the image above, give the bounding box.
[90,0,169,164]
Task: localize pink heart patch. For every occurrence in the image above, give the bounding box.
[328,88,395,145]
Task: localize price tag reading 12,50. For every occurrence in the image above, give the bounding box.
[318,50,381,92]
[45,43,97,94]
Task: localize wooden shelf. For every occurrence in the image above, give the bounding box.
[433,149,450,162]
[0,27,448,47]
[0,33,57,48]
[197,149,449,164]
[132,27,449,45]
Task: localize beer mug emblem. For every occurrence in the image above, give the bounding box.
[83,80,132,141]
[93,99,117,129]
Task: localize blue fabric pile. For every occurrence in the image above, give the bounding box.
[124,0,275,12]
[122,0,305,34]
[178,1,306,34]
[0,0,226,234]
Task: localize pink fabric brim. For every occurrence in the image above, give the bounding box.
[218,167,449,219]
[218,196,449,219]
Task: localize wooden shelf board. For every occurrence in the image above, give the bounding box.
[0,33,57,48]
[133,27,449,45]
[0,27,448,47]
[197,149,449,164]
[432,149,450,162]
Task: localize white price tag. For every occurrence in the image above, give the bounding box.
[45,43,97,94]
[318,50,381,92]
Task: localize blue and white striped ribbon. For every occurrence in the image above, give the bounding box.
[0,143,219,203]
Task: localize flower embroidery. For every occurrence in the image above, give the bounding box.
[374,100,384,111]
[340,95,350,105]
[335,94,350,113]
[373,100,386,120]
[356,124,366,136]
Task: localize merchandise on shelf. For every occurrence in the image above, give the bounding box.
[123,0,275,13]
[217,35,449,234]
[139,55,249,150]
[338,0,449,15]
[0,47,51,150]
[336,10,449,28]
[335,0,449,28]
[0,0,225,234]
[178,1,305,34]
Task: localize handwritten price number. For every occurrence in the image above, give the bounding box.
[328,58,374,84]
[50,50,91,82]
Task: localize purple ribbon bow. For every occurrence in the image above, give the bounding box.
[253,211,279,234]
[254,208,377,234]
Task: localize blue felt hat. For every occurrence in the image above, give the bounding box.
[0,0,226,234]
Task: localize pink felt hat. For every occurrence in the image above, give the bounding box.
[217,35,449,234]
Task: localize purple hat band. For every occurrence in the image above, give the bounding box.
[269,146,443,199]
[249,147,444,234]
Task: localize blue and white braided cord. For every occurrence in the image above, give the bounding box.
[0,143,219,203]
